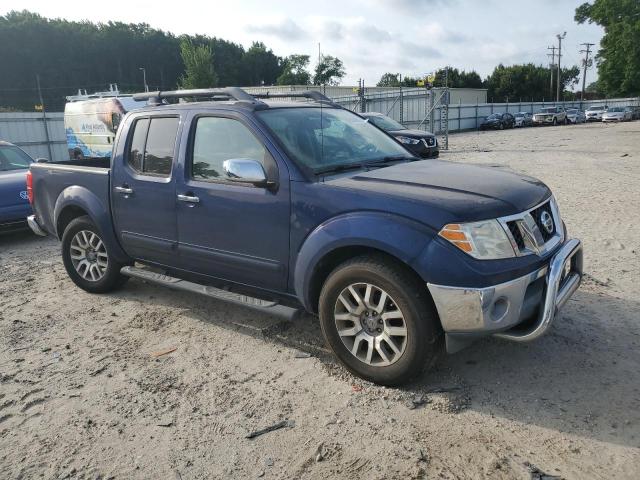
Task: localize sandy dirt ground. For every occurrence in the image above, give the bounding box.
[1,121,639,480]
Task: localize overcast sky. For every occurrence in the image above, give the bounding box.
[3,0,603,87]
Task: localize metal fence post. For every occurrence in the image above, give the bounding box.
[400,87,404,124]
[475,100,478,129]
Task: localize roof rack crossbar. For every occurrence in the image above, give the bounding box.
[253,90,340,107]
[132,87,260,105]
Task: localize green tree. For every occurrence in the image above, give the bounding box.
[313,55,345,86]
[243,42,283,86]
[485,63,580,102]
[178,38,217,89]
[276,54,311,85]
[377,73,401,87]
[575,0,640,96]
[432,68,484,88]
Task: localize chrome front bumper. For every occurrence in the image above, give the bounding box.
[427,239,583,351]
[27,214,47,236]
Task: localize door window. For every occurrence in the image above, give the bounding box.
[190,117,266,182]
[126,117,178,177]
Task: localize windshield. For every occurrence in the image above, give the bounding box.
[608,107,624,112]
[514,113,524,117]
[257,107,413,174]
[540,107,556,113]
[486,114,501,120]
[367,115,407,132]
[567,109,577,114]
[589,106,605,111]
[0,145,33,171]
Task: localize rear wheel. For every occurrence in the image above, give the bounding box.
[61,216,128,293]
[318,255,442,386]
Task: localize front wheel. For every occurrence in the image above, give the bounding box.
[61,216,128,293]
[318,255,442,386]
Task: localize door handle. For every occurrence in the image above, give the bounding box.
[114,186,134,195]
[177,194,200,204]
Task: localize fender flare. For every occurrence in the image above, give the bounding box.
[293,211,436,310]
[54,186,130,263]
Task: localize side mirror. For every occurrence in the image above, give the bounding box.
[223,158,272,187]
[35,158,49,163]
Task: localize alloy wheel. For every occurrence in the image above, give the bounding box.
[69,230,108,281]
[334,283,408,367]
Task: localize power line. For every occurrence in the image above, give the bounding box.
[580,42,595,101]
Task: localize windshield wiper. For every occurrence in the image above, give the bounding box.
[315,155,417,176]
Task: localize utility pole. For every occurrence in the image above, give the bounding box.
[556,32,566,103]
[547,46,557,100]
[580,42,595,102]
[139,67,148,92]
[36,74,53,161]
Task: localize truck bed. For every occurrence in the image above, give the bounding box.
[30,159,111,237]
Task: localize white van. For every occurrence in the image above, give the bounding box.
[64,86,141,160]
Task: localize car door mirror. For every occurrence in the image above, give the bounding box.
[223,158,271,187]
[35,158,49,163]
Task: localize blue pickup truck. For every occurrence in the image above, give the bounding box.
[27,88,583,385]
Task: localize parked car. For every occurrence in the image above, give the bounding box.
[360,112,439,158]
[0,141,34,233]
[624,106,635,120]
[532,106,567,126]
[514,112,533,127]
[479,112,515,130]
[585,105,608,122]
[27,88,583,386]
[631,106,640,120]
[602,106,632,122]
[565,109,586,124]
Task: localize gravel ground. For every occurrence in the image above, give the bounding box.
[1,121,639,479]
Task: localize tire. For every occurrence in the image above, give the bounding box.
[318,254,442,386]
[61,215,128,293]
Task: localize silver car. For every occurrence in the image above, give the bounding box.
[566,109,586,124]
[602,106,632,122]
[514,112,533,127]
[585,105,608,121]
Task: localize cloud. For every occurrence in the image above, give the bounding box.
[373,0,456,12]
[246,18,307,41]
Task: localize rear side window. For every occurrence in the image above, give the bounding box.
[126,117,179,177]
[190,117,266,181]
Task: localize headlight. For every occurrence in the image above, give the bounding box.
[397,136,421,145]
[438,220,515,260]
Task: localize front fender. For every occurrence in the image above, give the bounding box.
[54,186,129,263]
[293,211,437,310]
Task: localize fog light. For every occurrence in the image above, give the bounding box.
[490,297,509,322]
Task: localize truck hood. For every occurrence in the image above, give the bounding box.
[327,160,551,222]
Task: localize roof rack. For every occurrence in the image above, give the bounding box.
[253,90,340,107]
[132,87,262,106]
[131,87,341,108]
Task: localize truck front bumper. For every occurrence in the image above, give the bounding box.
[427,238,583,352]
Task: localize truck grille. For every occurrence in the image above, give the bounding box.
[499,198,563,257]
[530,202,555,241]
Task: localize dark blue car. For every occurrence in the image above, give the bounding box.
[27,88,583,386]
[0,141,33,232]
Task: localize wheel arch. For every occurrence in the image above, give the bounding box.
[293,212,437,313]
[54,186,130,263]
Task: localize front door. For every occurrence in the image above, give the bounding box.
[111,114,181,266]
[175,112,290,291]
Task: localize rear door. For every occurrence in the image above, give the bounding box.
[111,113,182,266]
[174,111,290,291]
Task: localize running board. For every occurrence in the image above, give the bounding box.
[120,266,301,321]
